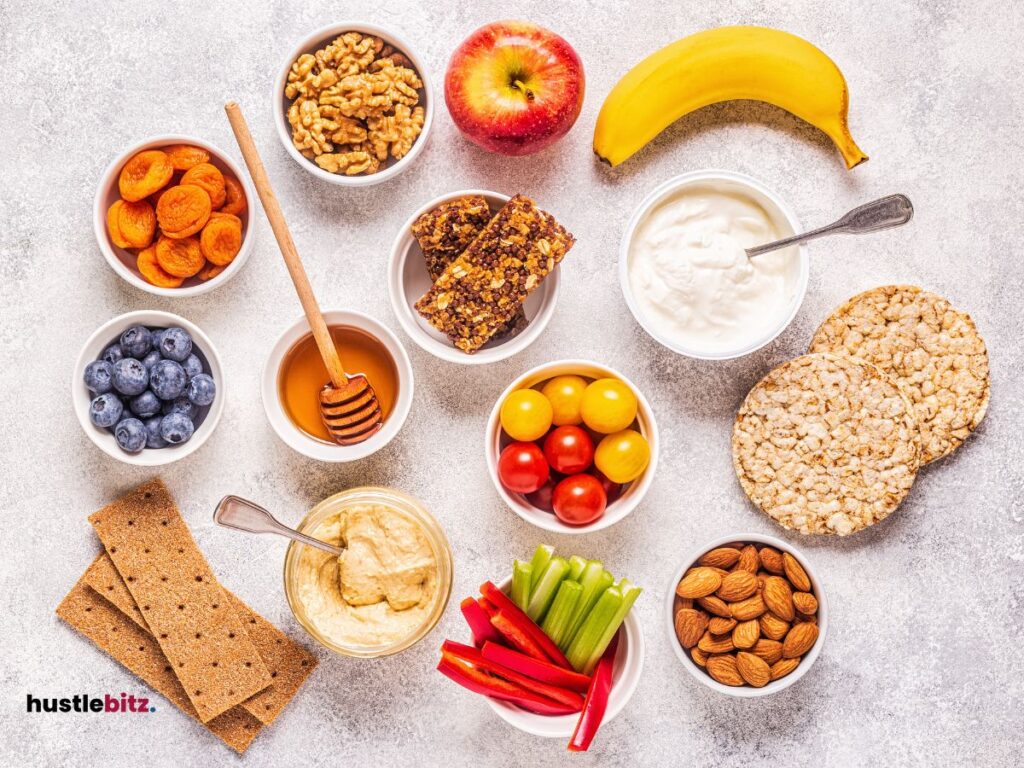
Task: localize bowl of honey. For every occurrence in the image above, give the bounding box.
[262,310,414,462]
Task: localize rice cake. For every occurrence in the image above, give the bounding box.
[732,353,921,535]
[808,285,989,463]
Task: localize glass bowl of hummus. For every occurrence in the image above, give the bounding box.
[283,487,453,657]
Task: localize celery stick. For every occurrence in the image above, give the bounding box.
[563,564,614,650]
[566,587,623,672]
[567,555,587,582]
[579,582,641,674]
[541,580,582,647]
[528,545,555,593]
[526,557,569,623]
[511,560,533,611]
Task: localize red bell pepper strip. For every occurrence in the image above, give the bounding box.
[441,641,584,710]
[460,597,501,647]
[480,641,592,693]
[480,581,573,669]
[477,596,497,616]
[489,610,549,662]
[437,656,579,716]
[568,634,619,752]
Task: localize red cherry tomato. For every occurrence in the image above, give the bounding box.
[498,442,550,494]
[525,477,558,512]
[591,469,623,504]
[552,474,606,526]
[543,425,594,474]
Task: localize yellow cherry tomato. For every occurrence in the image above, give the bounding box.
[594,429,650,484]
[580,378,638,433]
[500,389,553,441]
[540,375,587,426]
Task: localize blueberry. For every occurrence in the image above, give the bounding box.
[187,373,216,406]
[143,416,167,448]
[182,354,204,380]
[159,412,194,444]
[119,325,152,358]
[89,393,123,428]
[101,344,124,365]
[112,358,149,396]
[141,349,162,370]
[162,396,198,420]
[158,327,193,362]
[114,417,147,453]
[83,360,114,394]
[129,390,161,418]
[151,328,167,350]
[150,359,186,400]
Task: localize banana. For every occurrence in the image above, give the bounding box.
[593,26,867,169]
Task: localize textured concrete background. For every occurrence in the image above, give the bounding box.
[1,0,1021,766]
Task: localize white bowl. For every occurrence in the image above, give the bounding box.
[273,22,434,187]
[72,310,225,466]
[485,360,659,534]
[484,575,644,738]
[261,310,414,462]
[388,190,561,365]
[93,135,256,298]
[666,533,828,697]
[619,170,809,360]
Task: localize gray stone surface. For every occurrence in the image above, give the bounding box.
[1,0,1021,766]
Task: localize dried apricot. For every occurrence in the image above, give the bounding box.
[156,235,205,278]
[164,144,211,171]
[220,176,247,216]
[180,163,226,209]
[199,215,243,266]
[107,201,131,249]
[117,200,156,249]
[156,185,211,238]
[137,245,184,288]
[118,150,173,202]
[197,263,225,281]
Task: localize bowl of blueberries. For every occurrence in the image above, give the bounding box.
[72,310,224,465]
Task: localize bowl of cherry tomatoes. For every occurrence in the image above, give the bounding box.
[485,360,659,534]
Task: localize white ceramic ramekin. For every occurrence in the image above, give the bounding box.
[619,170,809,360]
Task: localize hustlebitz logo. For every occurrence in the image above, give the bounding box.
[27,692,156,714]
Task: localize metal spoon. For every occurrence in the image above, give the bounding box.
[213,495,343,557]
[746,194,914,258]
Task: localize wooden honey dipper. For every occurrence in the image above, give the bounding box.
[225,102,383,446]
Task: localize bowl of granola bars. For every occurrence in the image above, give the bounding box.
[388,190,572,365]
[275,23,433,186]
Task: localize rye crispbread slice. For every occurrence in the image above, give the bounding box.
[808,285,990,464]
[88,479,271,722]
[732,353,921,535]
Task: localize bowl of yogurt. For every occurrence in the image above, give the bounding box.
[620,170,808,360]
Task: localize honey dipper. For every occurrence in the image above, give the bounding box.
[225,102,383,446]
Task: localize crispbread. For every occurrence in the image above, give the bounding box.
[808,285,990,463]
[56,574,262,754]
[88,479,271,722]
[732,353,921,535]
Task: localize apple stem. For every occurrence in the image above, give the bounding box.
[512,79,535,101]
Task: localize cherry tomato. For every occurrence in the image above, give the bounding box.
[543,425,594,474]
[552,474,607,526]
[580,378,638,434]
[594,429,650,483]
[591,469,624,504]
[525,477,558,512]
[500,389,553,441]
[498,442,550,494]
[540,375,587,426]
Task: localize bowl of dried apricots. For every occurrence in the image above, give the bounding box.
[93,135,256,296]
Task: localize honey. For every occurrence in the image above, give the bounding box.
[278,326,399,444]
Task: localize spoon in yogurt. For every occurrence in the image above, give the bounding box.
[745,194,913,258]
[214,495,344,557]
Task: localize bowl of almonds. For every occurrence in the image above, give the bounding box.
[666,533,827,697]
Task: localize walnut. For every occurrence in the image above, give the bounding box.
[368,104,424,160]
[288,98,334,156]
[315,151,379,176]
[319,73,395,119]
[315,32,383,77]
[285,54,340,100]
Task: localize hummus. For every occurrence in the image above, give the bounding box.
[295,502,438,648]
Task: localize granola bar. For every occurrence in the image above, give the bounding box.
[414,194,574,353]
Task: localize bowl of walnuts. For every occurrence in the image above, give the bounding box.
[274,22,434,186]
[666,533,827,697]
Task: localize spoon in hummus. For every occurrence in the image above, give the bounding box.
[214,495,343,557]
[745,194,913,258]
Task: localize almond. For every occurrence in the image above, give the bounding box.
[758,546,785,574]
[736,651,771,687]
[674,608,708,649]
[732,619,760,649]
[762,576,795,621]
[676,597,694,610]
[708,616,737,635]
[751,638,784,665]
[729,593,767,621]
[795,613,818,625]
[697,631,735,654]
[770,657,801,681]
[734,544,759,573]
[793,591,818,615]
[759,612,790,641]
[698,547,742,569]
[690,646,709,667]
[706,655,744,686]
[676,567,722,598]
[782,552,811,592]
[697,595,732,618]
[782,622,819,658]
[716,570,759,601]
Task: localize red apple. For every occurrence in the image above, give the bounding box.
[444,20,585,156]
